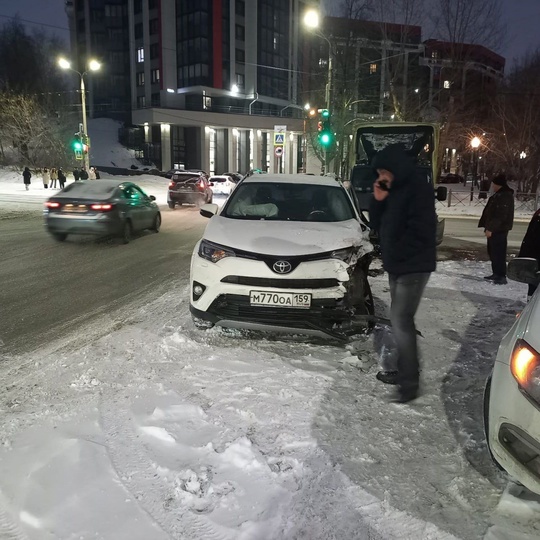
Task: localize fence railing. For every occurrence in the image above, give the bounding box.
[438,190,540,213]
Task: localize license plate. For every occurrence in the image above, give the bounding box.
[249,291,311,308]
[63,204,87,213]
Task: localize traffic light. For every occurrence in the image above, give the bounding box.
[72,134,83,152]
[318,110,333,148]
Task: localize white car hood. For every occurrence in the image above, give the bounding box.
[203,216,371,257]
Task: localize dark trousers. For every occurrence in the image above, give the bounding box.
[389,272,430,391]
[487,231,508,277]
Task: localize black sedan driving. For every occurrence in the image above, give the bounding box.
[44,180,161,243]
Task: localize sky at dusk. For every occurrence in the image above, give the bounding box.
[0,0,539,71]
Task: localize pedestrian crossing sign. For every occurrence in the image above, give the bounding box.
[274,133,285,145]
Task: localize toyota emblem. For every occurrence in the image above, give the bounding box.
[273,260,292,274]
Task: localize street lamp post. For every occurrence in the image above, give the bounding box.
[470,136,481,202]
[58,57,101,173]
[303,9,333,175]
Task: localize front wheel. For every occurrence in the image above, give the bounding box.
[121,220,133,244]
[51,232,67,242]
[152,213,161,232]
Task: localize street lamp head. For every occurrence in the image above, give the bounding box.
[308,108,317,117]
[520,151,527,159]
[231,84,239,94]
[303,9,320,29]
[414,88,419,93]
[471,136,481,149]
[58,57,71,70]
[304,103,310,110]
[88,59,101,72]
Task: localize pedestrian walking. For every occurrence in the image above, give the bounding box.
[80,168,89,180]
[22,167,31,190]
[518,208,540,300]
[42,168,50,189]
[478,173,514,285]
[73,168,80,181]
[369,144,437,403]
[88,167,97,180]
[50,167,58,188]
[58,168,66,189]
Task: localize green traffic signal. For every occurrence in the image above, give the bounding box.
[73,140,83,151]
[319,130,333,147]
[321,109,330,119]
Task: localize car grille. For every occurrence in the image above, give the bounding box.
[221,276,339,289]
[207,294,345,330]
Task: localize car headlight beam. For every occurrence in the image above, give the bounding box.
[511,339,540,405]
[199,240,236,263]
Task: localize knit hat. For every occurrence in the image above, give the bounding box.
[371,144,415,182]
[492,174,507,186]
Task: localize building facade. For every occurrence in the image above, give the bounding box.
[66,0,310,173]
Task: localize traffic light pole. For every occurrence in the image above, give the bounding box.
[324,42,333,176]
[80,75,90,173]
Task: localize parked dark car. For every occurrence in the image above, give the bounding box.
[44,180,161,244]
[222,172,243,183]
[168,172,213,209]
[440,172,464,184]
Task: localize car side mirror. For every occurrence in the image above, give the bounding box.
[508,258,540,285]
[149,195,156,201]
[209,182,214,186]
[436,186,447,202]
[200,203,219,218]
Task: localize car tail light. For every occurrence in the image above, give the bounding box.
[511,339,540,405]
[197,179,205,191]
[169,181,175,188]
[45,201,61,209]
[90,203,115,212]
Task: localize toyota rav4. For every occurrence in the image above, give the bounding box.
[189,174,374,339]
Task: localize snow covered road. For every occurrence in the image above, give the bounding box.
[2,259,540,539]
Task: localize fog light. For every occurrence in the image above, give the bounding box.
[193,282,206,301]
[194,285,204,296]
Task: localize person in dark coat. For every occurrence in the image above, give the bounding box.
[79,168,89,180]
[22,167,31,190]
[518,209,540,300]
[478,174,514,285]
[369,144,437,403]
[73,168,80,181]
[58,168,66,189]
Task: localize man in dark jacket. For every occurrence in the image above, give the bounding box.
[478,174,514,285]
[369,144,437,403]
[518,209,540,300]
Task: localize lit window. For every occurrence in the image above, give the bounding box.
[151,68,160,83]
[370,63,377,74]
[431,51,438,59]
[137,47,144,62]
[136,72,145,86]
[444,80,450,89]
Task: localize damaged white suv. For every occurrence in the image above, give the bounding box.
[189,174,374,339]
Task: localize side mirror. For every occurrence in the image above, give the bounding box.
[200,203,219,218]
[149,195,156,201]
[508,258,540,285]
[209,182,214,186]
[436,186,448,202]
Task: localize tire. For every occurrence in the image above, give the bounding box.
[51,232,67,242]
[168,201,175,209]
[152,213,161,232]
[121,220,133,244]
[192,315,214,330]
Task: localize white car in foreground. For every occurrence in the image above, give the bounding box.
[189,174,374,339]
[485,257,540,494]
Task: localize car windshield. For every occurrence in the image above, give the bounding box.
[173,174,200,183]
[221,182,356,222]
[210,176,228,183]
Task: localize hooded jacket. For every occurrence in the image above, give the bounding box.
[369,144,437,275]
[478,184,514,233]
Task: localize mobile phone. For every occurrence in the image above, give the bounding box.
[378,180,390,191]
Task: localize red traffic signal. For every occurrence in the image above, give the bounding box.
[317,121,323,132]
